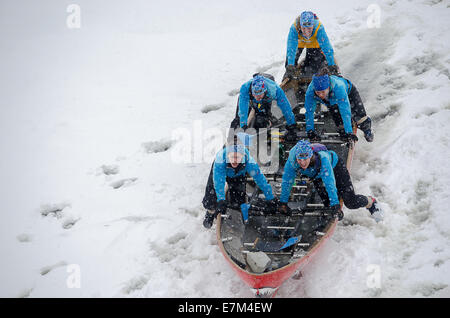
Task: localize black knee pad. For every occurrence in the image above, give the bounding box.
[342,191,369,210]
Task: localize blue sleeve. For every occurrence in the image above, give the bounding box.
[275,85,296,125]
[304,84,317,132]
[213,159,227,202]
[316,25,335,66]
[247,162,274,200]
[238,82,251,128]
[280,158,297,203]
[318,154,339,206]
[334,86,353,134]
[286,25,299,66]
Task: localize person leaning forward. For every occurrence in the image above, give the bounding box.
[285,11,339,79]
[278,140,383,222]
[201,142,277,229]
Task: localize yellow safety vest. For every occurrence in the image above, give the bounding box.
[294,18,321,49]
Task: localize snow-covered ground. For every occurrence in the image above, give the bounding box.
[1,0,449,297]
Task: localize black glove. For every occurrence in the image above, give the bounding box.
[285,65,297,79]
[279,202,292,216]
[265,198,279,215]
[241,124,248,131]
[328,65,341,76]
[307,130,321,142]
[284,124,299,142]
[342,133,358,143]
[215,200,228,216]
[330,204,344,220]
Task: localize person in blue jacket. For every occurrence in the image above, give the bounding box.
[285,11,339,78]
[305,67,374,142]
[278,140,383,221]
[230,74,299,141]
[202,141,277,228]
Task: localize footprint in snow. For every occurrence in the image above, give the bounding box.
[375,89,397,101]
[201,103,226,114]
[148,232,190,264]
[371,103,401,122]
[425,0,444,6]
[17,288,34,298]
[336,15,350,25]
[379,76,406,90]
[405,52,445,77]
[412,283,448,297]
[110,177,138,189]
[166,231,188,245]
[100,164,120,176]
[39,202,80,229]
[40,202,71,218]
[40,261,68,276]
[434,259,445,268]
[369,183,385,199]
[255,61,283,74]
[122,275,150,294]
[17,233,32,243]
[142,139,174,154]
[227,88,240,97]
[178,206,203,218]
[62,217,81,229]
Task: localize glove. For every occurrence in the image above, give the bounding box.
[328,65,341,76]
[241,124,248,131]
[307,130,321,142]
[215,200,228,216]
[284,124,299,142]
[285,65,297,79]
[278,202,292,216]
[265,198,279,215]
[330,204,344,220]
[342,133,358,143]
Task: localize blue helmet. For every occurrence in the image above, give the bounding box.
[225,144,246,156]
[251,75,267,95]
[294,140,313,160]
[300,11,315,28]
[312,73,330,91]
[236,132,253,148]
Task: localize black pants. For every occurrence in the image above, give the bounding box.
[313,158,369,209]
[202,163,246,211]
[285,48,327,76]
[230,97,273,129]
[329,84,370,132]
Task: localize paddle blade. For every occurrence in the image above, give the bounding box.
[240,203,250,223]
[279,236,301,250]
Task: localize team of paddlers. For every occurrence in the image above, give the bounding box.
[202,11,383,229]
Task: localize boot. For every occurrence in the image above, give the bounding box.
[203,210,216,229]
[364,130,374,142]
[367,197,383,222]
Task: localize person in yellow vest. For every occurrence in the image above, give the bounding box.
[285,11,338,78]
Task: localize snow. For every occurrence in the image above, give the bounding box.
[1,0,450,297]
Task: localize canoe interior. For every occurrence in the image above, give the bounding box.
[220,71,353,274]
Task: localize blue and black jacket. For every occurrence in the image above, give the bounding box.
[304,75,354,134]
[280,143,340,206]
[213,147,274,202]
[238,77,296,128]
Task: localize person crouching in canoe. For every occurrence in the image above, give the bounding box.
[305,67,374,143]
[202,142,278,229]
[284,11,339,79]
[278,140,383,222]
[230,74,299,142]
